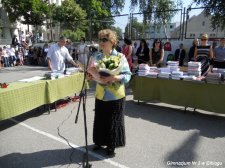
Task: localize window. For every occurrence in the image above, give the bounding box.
[190,33,195,38]
[0,27,4,38]
[202,21,205,26]
[170,25,173,29]
[210,33,216,37]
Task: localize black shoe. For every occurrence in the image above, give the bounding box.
[106,147,115,157]
[92,145,101,151]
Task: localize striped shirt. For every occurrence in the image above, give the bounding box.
[92,49,131,101]
[196,45,211,60]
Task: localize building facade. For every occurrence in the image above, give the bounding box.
[0,0,63,45]
[172,11,225,39]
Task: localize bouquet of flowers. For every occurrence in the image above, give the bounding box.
[96,54,122,76]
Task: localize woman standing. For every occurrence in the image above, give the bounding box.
[188,38,199,61]
[194,33,213,76]
[135,39,149,64]
[88,29,131,157]
[122,37,133,70]
[149,39,164,67]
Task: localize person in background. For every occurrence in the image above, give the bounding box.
[76,37,88,65]
[7,45,16,67]
[135,39,149,64]
[174,43,186,66]
[194,33,213,76]
[87,29,131,157]
[47,36,78,72]
[149,39,164,67]
[122,37,133,70]
[11,35,20,47]
[188,38,199,61]
[213,37,225,68]
[16,47,24,66]
[66,39,73,55]
[0,47,3,69]
[2,46,10,67]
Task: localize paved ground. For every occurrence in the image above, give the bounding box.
[0,66,225,168]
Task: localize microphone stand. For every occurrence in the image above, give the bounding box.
[75,46,92,168]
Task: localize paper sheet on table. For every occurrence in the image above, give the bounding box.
[18,76,45,82]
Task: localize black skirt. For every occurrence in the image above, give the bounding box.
[93,98,126,148]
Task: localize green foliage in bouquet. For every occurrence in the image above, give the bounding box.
[96,55,121,70]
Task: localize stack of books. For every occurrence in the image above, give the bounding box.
[167,61,180,72]
[181,74,196,81]
[188,62,201,77]
[45,72,65,80]
[158,67,171,79]
[171,71,183,80]
[137,64,150,76]
[206,73,221,84]
[148,67,159,78]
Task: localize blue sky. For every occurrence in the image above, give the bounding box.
[114,0,202,32]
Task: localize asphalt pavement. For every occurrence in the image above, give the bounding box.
[0,65,225,168]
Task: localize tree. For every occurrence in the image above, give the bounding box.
[111,26,123,40]
[192,0,225,30]
[125,17,148,39]
[75,0,125,39]
[2,0,50,26]
[62,29,85,42]
[130,0,182,39]
[52,0,87,31]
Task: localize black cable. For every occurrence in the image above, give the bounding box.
[57,106,82,168]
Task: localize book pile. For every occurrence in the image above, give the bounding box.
[181,75,197,81]
[158,67,171,79]
[147,67,159,78]
[167,61,180,72]
[171,71,183,80]
[206,72,221,84]
[45,72,65,80]
[188,62,201,77]
[137,64,150,76]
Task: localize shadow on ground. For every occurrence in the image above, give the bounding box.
[124,100,225,138]
[0,144,112,168]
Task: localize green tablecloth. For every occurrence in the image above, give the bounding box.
[132,76,225,114]
[0,73,84,121]
[0,80,47,120]
[46,73,84,103]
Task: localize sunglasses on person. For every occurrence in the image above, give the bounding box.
[201,39,208,41]
[99,38,109,43]
[155,41,160,43]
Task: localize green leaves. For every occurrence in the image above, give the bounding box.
[2,0,49,25]
[52,0,87,31]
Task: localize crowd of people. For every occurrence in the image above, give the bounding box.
[1,31,225,76]
[0,31,47,69]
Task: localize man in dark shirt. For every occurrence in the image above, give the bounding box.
[174,43,186,66]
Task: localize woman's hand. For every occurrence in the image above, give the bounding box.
[86,73,93,81]
[99,75,116,85]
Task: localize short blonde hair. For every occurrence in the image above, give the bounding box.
[201,33,208,39]
[98,29,118,48]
